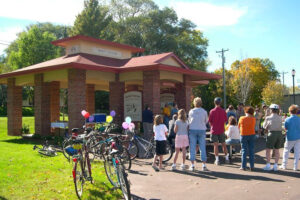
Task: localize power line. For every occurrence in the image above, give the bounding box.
[216,48,229,109]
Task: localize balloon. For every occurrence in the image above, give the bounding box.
[81,110,87,117]
[110,110,116,117]
[88,116,94,122]
[129,122,135,131]
[125,116,132,124]
[84,112,90,119]
[106,115,113,123]
[122,122,129,129]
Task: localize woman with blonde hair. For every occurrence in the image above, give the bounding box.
[188,97,209,171]
[171,109,189,170]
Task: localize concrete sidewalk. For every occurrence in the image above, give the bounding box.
[128,138,300,200]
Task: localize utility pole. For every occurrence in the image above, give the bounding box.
[282,71,288,86]
[216,48,229,109]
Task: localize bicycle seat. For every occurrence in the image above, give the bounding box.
[72,128,79,133]
[109,149,119,155]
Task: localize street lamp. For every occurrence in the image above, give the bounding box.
[292,69,296,104]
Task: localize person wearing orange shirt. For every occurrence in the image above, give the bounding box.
[238,106,256,171]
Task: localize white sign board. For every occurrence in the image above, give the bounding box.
[92,47,123,59]
[160,93,175,108]
[124,91,142,121]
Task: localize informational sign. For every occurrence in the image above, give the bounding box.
[92,47,123,59]
[160,93,175,108]
[124,91,142,121]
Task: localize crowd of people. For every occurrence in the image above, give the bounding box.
[142,97,300,172]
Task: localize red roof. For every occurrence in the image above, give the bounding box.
[0,52,221,80]
[51,35,145,53]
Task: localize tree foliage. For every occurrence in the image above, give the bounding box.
[70,0,112,38]
[6,25,62,70]
[262,80,285,105]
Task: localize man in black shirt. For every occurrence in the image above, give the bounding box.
[142,105,154,141]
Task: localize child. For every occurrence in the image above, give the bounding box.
[225,116,240,145]
[152,115,168,171]
[171,109,189,170]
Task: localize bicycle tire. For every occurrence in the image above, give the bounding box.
[104,155,119,187]
[119,148,132,170]
[126,141,139,160]
[163,141,173,162]
[62,138,72,161]
[117,164,131,200]
[74,160,84,199]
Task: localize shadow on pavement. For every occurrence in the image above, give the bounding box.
[129,169,148,176]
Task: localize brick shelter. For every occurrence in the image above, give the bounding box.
[0,35,221,136]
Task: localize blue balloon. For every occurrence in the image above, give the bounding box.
[125,116,132,123]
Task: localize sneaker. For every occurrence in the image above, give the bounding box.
[189,165,195,171]
[263,164,271,171]
[180,164,185,170]
[293,167,298,171]
[152,165,159,172]
[273,165,278,171]
[202,165,208,171]
[214,160,220,165]
[171,164,176,171]
[239,167,246,170]
[279,165,286,170]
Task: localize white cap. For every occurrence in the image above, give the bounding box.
[269,104,279,109]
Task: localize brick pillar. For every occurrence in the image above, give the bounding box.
[175,75,192,112]
[34,74,51,136]
[50,81,60,122]
[86,84,95,114]
[109,76,124,124]
[143,71,160,115]
[7,78,22,136]
[68,69,86,133]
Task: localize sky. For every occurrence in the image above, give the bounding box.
[0,0,299,87]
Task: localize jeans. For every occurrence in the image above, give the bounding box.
[189,129,207,162]
[240,135,256,169]
[282,139,300,169]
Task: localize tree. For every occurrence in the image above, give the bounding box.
[70,0,112,38]
[262,80,285,105]
[7,25,60,70]
[230,58,279,105]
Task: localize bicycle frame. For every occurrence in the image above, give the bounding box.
[132,135,154,157]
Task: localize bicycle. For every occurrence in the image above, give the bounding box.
[33,140,57,157]
[70,134,94,199]
[124,130,173,162]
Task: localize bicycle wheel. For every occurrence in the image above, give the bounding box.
[62,138,72,161]
[126,141,139,160]
[117,165,131,200]
[73,160,84,199]
[104,155,119,187]
[163,141,173,163]
[119,148,132,170]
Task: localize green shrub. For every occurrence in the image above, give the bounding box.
[22,107,34,116]
[0,106,7,116]
[21,124,30,134]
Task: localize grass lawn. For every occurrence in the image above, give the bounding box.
[0,117,121,200]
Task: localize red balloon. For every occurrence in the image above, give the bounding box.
[84,112,90,119]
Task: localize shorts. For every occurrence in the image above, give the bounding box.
[266,131,282,149]
[155,140,167,156]
[175,135,189,148]
[211,133,226,143]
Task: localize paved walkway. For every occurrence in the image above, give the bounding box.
[128,138,300,200]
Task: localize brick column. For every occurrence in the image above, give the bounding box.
[86,84,95,114]
[50,81,60,122]
[109,76,124,124]
[68,69,86,133]
[175,75,192,112]
[7,78,22,136]
[143,70,160,115]
[34,74,51,136]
